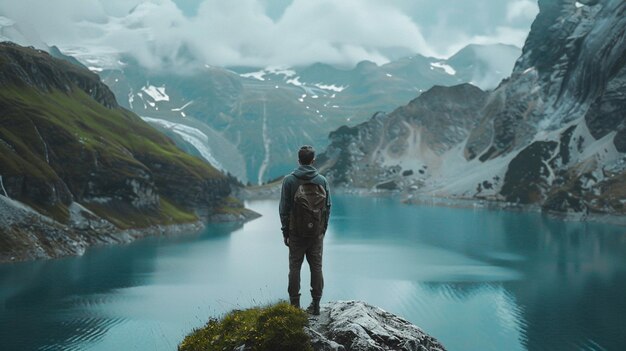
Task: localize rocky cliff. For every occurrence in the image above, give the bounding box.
[320,0,626,218]
[0,42,255,263]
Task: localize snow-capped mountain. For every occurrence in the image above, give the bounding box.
[319,0,626,217]
[88,44,519,184]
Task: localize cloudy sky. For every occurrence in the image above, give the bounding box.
[0,0,538,69]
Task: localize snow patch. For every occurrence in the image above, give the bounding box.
[286,76,304,87]
[579,131,620,163]
[313,83,347,92]
[240,70,266,81]
[171,101,193,111]
[430,62,456,75]
[141,117,223,170]
[433,144,515,198]
[240,66,296,81]
[0,175,8,197]
[575,2,584,8]
[141,84,169,102]
[265,66,296,77]
[88,66,103,72]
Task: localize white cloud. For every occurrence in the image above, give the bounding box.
[94,0,435,68]
[442,26,530,58]
[506,0,539,22]
[0,0,536,69]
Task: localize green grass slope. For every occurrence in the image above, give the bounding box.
[0,42,240,230]
[179,302,312,351]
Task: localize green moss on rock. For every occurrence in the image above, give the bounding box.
[179,302,312,351]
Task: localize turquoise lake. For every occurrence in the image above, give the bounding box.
[1,195,626,351]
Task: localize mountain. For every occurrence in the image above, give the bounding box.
[77,44,520,185]
[317,83,488,189]
[319,0,626,218]
[0,42,254,262]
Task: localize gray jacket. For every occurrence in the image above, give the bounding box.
[279,165,331,238]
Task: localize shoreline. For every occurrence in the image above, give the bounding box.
[243,184,626,228]
[0,197,261,264]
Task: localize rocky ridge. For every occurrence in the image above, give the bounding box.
[320,0,626,218]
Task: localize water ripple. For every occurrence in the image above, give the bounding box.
[38,316,125,351]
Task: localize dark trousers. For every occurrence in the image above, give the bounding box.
[288,234,324,299]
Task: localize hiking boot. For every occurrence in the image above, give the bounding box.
[290,296,300,309]
[306,299,320,315]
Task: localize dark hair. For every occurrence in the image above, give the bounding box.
[298,145,315,165]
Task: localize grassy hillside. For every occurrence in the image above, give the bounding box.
[0,42,240,230]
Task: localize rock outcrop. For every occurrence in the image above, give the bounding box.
[320,0,626,218]
[306,301,446,351]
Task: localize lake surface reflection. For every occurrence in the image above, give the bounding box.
[1,195,626,351]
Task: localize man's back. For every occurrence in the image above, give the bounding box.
[279,164,331,237]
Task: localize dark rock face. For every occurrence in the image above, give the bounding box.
[501,141,558,203]
[306,301,446,351]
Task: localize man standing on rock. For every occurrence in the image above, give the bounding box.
[279,145,331,315]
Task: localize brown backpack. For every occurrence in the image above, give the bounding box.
[290,177,327,238]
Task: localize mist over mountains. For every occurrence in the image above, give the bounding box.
[0,0,536,69]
